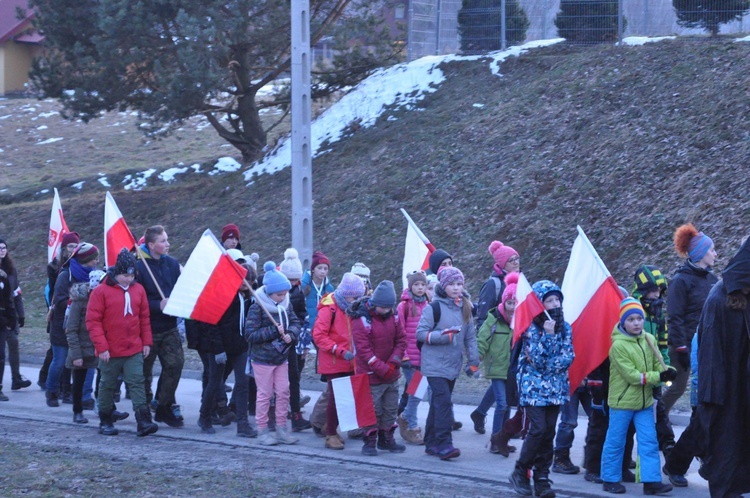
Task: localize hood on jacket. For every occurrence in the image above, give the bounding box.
[722,237,750,294]
[611,323,642,343]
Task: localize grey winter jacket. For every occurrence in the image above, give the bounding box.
[65,281,98,370]
[415,286,479,380]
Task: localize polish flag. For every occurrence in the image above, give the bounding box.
[561,226,623,394]
[401,208,436,290]
[47,188,70,263]
[104,192,137,268]
[511,272,546,345]
[331,373,377,431]
[406,369,429,400]
[163,229,248,325]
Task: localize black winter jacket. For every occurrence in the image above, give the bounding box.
[49,268,72,347]
[136,253,181,334]
[0,274,18,331]
[245,289,301,365]
[667,261,718,349]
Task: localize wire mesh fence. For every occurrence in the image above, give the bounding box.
[406,0,750,58]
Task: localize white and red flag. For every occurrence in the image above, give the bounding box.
[405,369,429,400]
[331,373,377,431]
[47,188,70,263]
[163,229,248,325]
[561,225,623,395]
[104,192,137,268]
[511,272,546,345]
[400,208,436,290]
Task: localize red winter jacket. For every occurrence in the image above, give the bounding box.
[351,302,407,385]
[313,294,356,375]
[396,289,428,366]
[86,276,152,358]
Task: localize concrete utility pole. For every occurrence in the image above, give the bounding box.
[291,0,313,268]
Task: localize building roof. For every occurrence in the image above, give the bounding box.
[0,0,38,45]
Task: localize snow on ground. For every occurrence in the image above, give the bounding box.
[123,169,157,190]
[98,177,111,188]
[735,34,750,42]
[71,181,85,189]
[36,137,64,145]
[209,157,242,176]
[621,36,676,46]
[159,165,189,182]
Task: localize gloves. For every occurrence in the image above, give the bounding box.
[389,356,402,368]
[343,351,355,361]
[660,367,678,382]
[675,350,690,371]
[18,317,24,328]
[465,365,480,378]
[215,352,227,364]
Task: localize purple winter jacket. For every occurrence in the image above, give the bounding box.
[396,289,428,367]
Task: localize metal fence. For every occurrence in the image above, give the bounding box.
[407,0,750,58]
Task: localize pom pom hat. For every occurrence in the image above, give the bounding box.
[279,248,303,280]
[489,240,519,270]
[311,250,331,271]
[262,261,291,294]
[674,223,713,263]
[74,242,99,264]
[501,272,519,307]
[619,297,645,328]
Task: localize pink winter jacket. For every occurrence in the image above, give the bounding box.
[396,289,428,366]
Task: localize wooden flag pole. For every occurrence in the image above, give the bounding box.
[134,245,166,300]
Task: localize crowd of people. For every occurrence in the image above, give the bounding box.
[0,221,748,498]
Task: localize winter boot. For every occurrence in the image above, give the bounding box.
[662,464,688,487]
[198,415,216,434]
[73,412,89,424]
[61,389,73,404]
[11,375,31,391]
[490,430,516,457]
[299,394,311,408]
[135,406,159,437]
[362,429,379,456]
[275,423,299,445]
[643,482,673,495]
[470,410,486,434]
[155,403,184,428]
[98,411,119,436]
[325,434,345,450]
[533,474,556,498]
[0,386,8,401]
[46,390,60,407]
[291,411,312,432]
[112,408,130,421]
[236,420,258,438]
[216,401,235,426]
[377,425,406,453]
[171,404,184,422]
[402,426,425,445]
[552,449,580,474]
[603,482,626,494]
[509,466,532,496]
[258,428,278,446]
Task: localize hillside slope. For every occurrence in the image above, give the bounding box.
[2,37,750,324]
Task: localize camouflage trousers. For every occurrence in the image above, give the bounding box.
[143,327,184,407]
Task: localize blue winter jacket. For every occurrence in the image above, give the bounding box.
[517,319,575,406]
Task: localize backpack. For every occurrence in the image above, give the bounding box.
[416,301,442,350]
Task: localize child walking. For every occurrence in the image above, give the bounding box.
[246,261,301,446]
[396,270,429,445]
[601,298,675,495]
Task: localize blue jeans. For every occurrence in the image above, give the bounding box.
[554,386,592,450]
[46,345,68,393]
[602,407,661,483]
[83,368,95,401]
[490,379,508,434]
[401,364,422,429]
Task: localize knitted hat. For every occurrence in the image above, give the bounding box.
[407,270,427,290]
[113,249,136,276]
[262,261,291,294]
[279,248,303,280]
[61,231,80,247]
[336,272,366,300]
[428,249,452,275]
[226,249,245,262]
[311,250,331,271]
[426,274,438,285]
[74,242,99,265]
[245,253,259,271]
[221,224,240,243]
[501,272,519,306]
[532,280,563,304]
[438,266,464,289]
[632,265,667,296]
[350,262,370,278]
[619,297,645,327]
[674,223,713,262]
[370,280,397,308]
[488,240,519,270]
[89,269,106,290]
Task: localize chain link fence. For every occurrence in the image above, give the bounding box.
[407,0,750,58]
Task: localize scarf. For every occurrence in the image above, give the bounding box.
[118,284,133,316]
[70,258,95,283]
[333,290,353,313]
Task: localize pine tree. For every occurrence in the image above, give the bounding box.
[457,0,530,53]
[673,0,750,36]
[28,0,402,162]
[554,0,625,43]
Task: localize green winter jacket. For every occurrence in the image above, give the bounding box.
[476,308,512,380]
[608,324,665,411]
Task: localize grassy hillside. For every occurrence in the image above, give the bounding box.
[3,37,750,327]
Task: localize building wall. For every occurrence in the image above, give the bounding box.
[0,41,35,96]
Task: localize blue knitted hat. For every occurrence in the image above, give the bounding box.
[262,261,291,294]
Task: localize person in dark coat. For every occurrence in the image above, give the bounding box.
[695,237,750,498]
[662,223,718,416]
[0,267,18,401]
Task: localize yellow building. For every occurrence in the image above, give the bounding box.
[0,0,42,96]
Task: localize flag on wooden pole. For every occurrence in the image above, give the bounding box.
[47,188,69,263]
[331,373,377,431]
[401,208,435,290]
[104,192,137,268]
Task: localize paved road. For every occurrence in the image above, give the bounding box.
[1,365,709,497]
